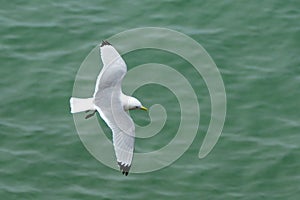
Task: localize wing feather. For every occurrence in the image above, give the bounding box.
[93,42,134,175]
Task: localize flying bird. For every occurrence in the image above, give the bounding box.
[70,41,147,176]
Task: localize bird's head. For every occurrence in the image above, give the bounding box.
[127,97,147,111]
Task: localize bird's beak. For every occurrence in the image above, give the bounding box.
[140,106,148,111]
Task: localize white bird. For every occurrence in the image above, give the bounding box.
[70,41,147,176]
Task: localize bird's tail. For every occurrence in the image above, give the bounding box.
[70,97,95,113]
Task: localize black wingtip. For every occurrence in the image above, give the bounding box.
[100,40,111,47]
[118,162,131,176]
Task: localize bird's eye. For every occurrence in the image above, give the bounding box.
[135,106,139,109]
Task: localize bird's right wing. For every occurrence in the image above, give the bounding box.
[94,86,135,176]
[93,41,135,175]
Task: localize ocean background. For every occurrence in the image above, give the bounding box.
[1,0,299,199]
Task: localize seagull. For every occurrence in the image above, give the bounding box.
[70,41,147,176]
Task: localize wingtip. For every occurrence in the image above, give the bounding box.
[118,162,131,176]
[100,40,111,47]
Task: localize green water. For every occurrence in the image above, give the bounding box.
[1,0,299,199]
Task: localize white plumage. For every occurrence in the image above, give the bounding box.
[70,41,147,176]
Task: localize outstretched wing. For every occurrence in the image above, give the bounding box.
[94,41,127,96]
[94,41,134,175]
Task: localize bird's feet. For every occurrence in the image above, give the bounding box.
[85,110,96,119]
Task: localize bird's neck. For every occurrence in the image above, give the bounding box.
[121,93,131,111]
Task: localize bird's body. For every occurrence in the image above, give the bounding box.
[70,41,147,176]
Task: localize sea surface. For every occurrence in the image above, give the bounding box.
[1,0,299,199]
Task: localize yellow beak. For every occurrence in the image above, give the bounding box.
[140,106,148,111]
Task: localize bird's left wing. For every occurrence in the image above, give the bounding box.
[93,41,135,175]
[93,41,127,97]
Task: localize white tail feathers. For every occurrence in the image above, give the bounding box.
[70,97,95,113]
